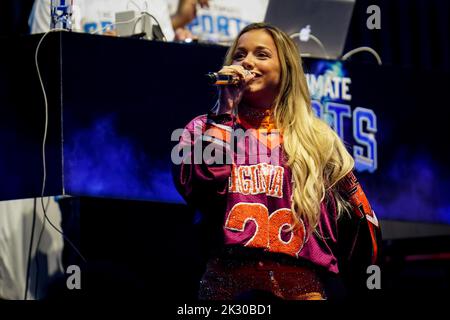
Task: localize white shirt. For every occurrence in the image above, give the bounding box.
[29,0,175,41]
[167,0,269,44]
[0,198,64,300]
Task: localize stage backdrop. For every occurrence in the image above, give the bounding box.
[0,32,449,225]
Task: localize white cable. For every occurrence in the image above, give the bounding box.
[290,32,330,59]
[341,46,382,65]
[90,15,141,35]
[34,29,87,263]
[91,12,165,41]
[127,0,142,11]
[35,29,66,201]
[140,12,167,41]
[126,0,149,12]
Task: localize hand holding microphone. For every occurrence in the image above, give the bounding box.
[206,65,255,86]
[209,65,255,115]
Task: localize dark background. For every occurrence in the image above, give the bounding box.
[0,0,34,37]
[1,0,449,303]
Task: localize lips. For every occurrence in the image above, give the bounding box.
[248,73,262,85]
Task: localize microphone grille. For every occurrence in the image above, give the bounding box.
[205,72,218,84]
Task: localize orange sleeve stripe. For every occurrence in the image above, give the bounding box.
[339,171,380,263]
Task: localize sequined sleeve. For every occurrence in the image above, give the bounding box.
[172,113,234,213]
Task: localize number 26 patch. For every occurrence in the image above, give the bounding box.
[224,203,306,258]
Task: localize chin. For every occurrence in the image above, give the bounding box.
[245,84,263,94]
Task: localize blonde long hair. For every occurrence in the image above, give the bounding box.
[222,23,354,232]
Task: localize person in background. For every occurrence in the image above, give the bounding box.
[29,0,202,41]
[167,0,269,45]
[172,22,381,300]
[170,0,209,28]
[0,197,64,300]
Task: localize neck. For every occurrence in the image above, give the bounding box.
[237,104,275,129]
[241,94,276,111]
[240,102,272,112]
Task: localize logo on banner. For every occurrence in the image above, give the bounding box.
[306,61,378,173]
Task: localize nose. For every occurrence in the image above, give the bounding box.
[241,56,255,70]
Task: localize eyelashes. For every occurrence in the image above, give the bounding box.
[232,51,271,61]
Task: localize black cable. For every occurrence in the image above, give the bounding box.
[32,196,87,299]
[33,197,88,299]
[34,197,50,299]
[133,11,167,41]
[41,198,87,263]
[24,198,37,300]
[142,12,167,41]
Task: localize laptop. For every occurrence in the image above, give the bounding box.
[115,11,166,41]
[264,0,355,59]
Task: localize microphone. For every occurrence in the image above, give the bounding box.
[205,72,236,85]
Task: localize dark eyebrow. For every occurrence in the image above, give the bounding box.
[234,47,247,52]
